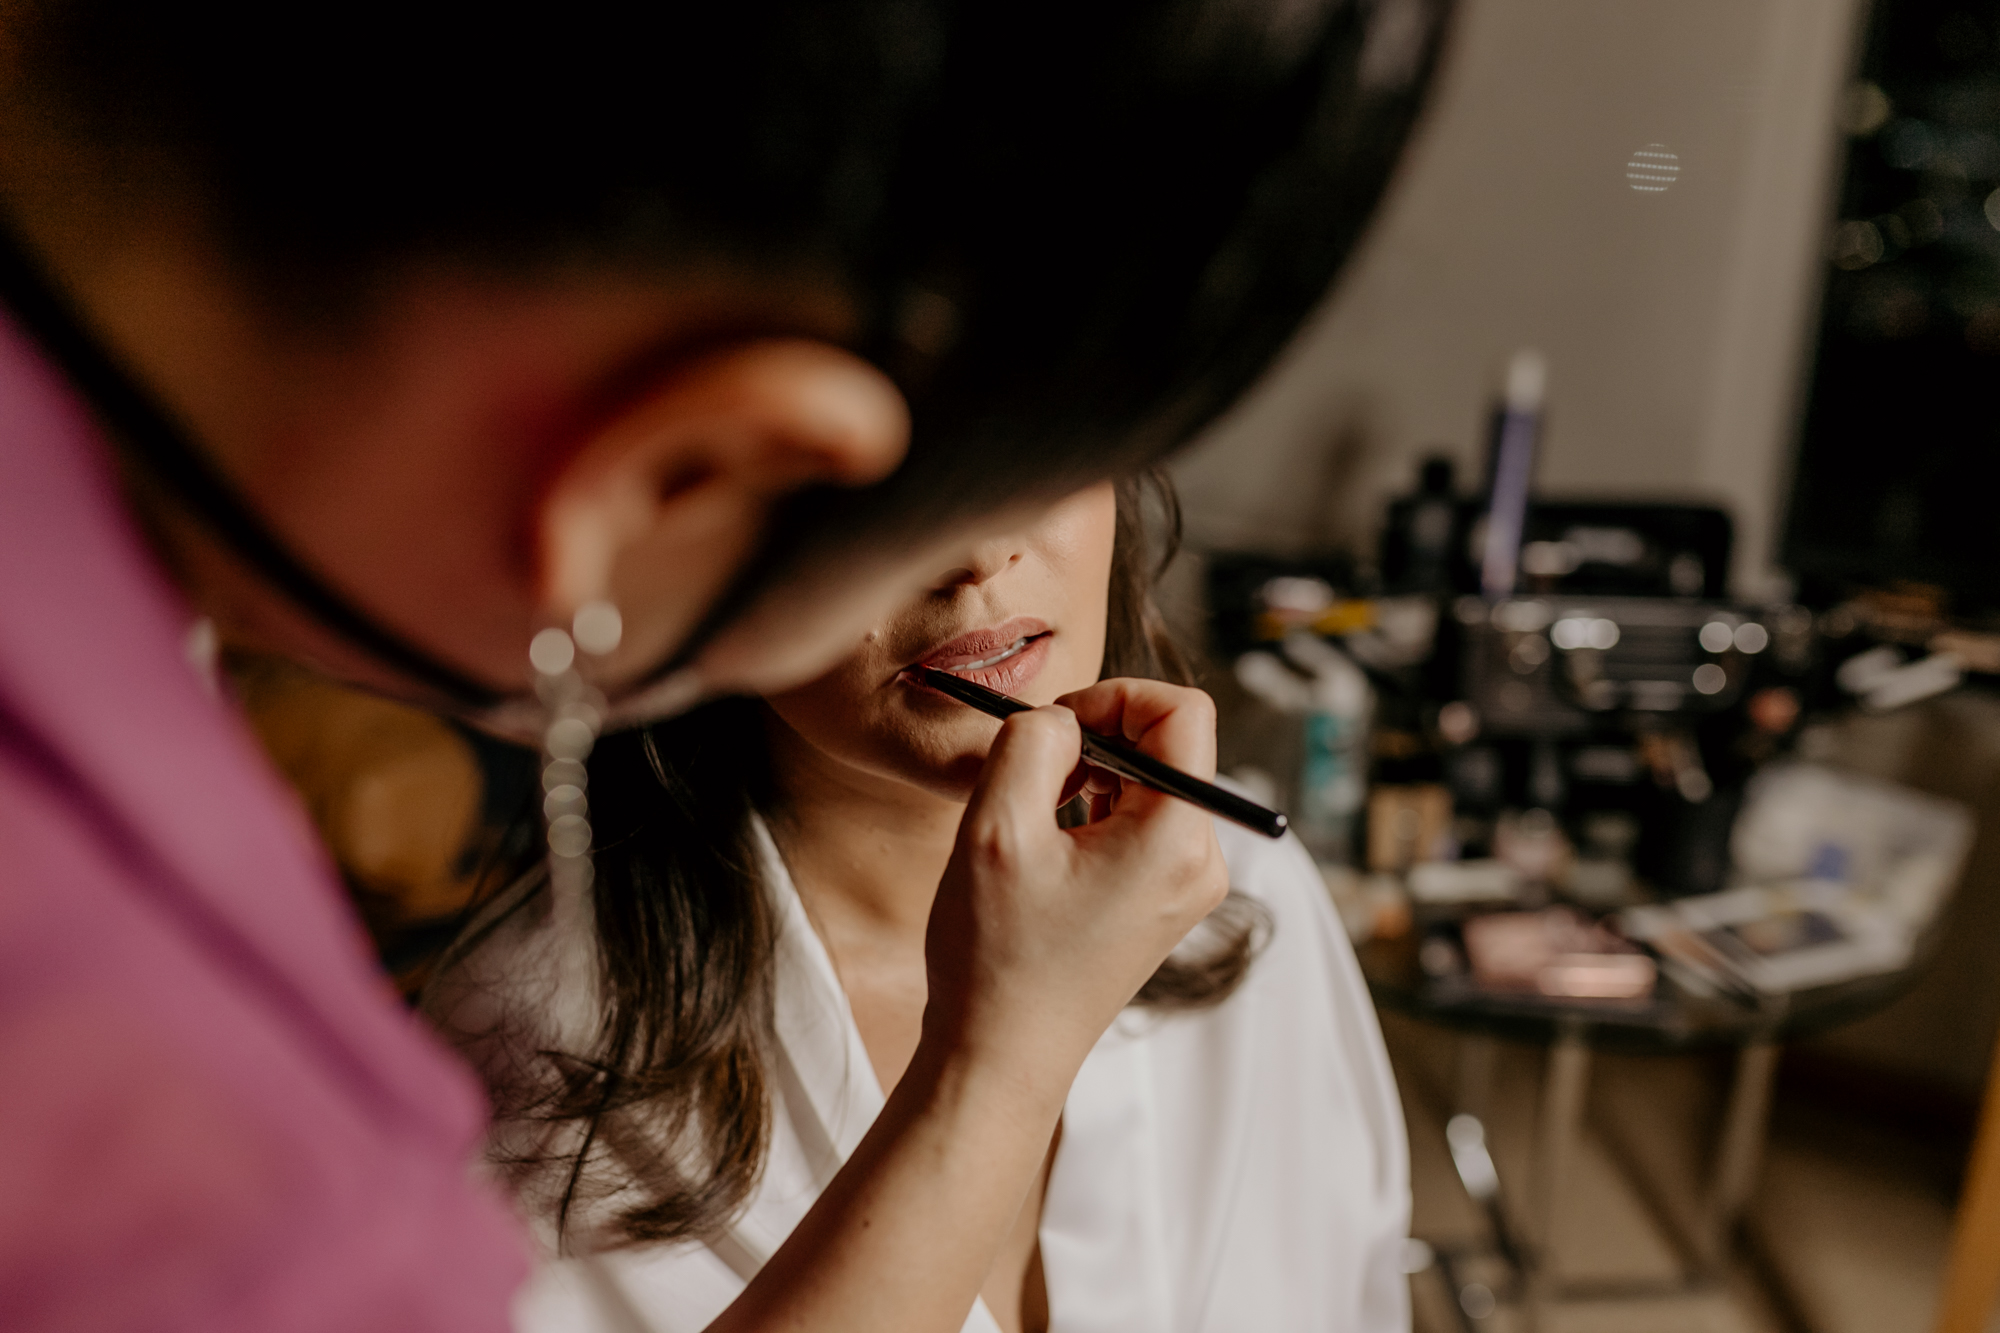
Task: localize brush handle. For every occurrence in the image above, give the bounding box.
[912,666,1288,840]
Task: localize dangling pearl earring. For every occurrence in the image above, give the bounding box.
[530,600,623,905]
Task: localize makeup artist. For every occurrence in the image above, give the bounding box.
[0,4,1446,1332]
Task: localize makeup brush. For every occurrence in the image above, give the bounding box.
[909,665,1287,839]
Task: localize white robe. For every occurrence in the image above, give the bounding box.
[448,814,1410,1333]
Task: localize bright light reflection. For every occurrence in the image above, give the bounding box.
[1552,616,1619,651]
[1626,143,1680,193]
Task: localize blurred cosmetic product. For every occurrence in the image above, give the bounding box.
[1367,783,1452,873]
[1478,348,1547,601]
[1462,908,1654,1000]
[1284,631,1375,868]
[1623,763,1972,997]
[1407,859,1522,907]
[1380,455,1462,594]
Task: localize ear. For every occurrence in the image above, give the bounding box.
[536,338,908,677]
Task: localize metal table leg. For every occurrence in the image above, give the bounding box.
[1699,1040,1781,1273]
[1455,1032,1499,1121]
[1441,1036,1529,1326]
[1527,1024,1592,1329]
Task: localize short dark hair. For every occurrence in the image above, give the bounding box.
[17,0,1451,674]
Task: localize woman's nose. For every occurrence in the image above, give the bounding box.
[934,535,1025,590]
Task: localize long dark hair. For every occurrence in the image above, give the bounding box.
[460,472,1268,1251]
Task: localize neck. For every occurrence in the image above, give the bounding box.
[761,711,965,936]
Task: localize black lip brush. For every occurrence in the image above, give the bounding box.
[908,665,1288,840]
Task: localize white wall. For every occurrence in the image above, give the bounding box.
[1172,0,1864,599]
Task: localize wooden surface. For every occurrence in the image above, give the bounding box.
[1935,1027,2000,1333]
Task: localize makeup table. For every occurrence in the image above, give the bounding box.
[1358,926,1941,1332]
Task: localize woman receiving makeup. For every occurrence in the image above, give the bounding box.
[427,476,1411,1333]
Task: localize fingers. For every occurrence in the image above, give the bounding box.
[924,676,1232,1078]
[1055,763,1122,817]
[1056,679,1218,780]
[967,706,1083,829]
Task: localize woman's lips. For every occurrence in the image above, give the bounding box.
[910,617,1054,697]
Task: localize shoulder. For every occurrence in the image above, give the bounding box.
[0,739,529,1325]
[1211,797,1337,936]
[1195,787,1372,1020]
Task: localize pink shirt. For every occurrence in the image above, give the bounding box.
[0,314,528,1330]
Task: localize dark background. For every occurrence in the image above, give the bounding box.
[1788,1,2000,612]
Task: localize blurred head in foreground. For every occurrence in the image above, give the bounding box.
[0,0,1449,722]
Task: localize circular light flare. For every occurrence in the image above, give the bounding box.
[1552,616,1621,651]
[541,757,586,793]
[542,783,586,821]
[1844,81,1893,136]
[1699,621,1735,653]
[1438,700,1480,746]
[1832,219,1886,270]
[1627,143,1681,193]
[1510,634,1551,671]
[546,813,592,858]
[528,627,576,676]
[1735,622,1770,654]
[1692,663,1728,695]
[1903,197,1946,244]
[545,717,596,760]
[1493,599,1553,633]
[572,600,624,656]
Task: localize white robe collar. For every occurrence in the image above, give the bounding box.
[719,817,1174,1333]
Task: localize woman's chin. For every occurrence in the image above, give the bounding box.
[887,746,989,806]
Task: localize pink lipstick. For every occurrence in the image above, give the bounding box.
[914,616,1053,695]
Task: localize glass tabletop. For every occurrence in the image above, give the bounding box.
[1357,922,1937,1054]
